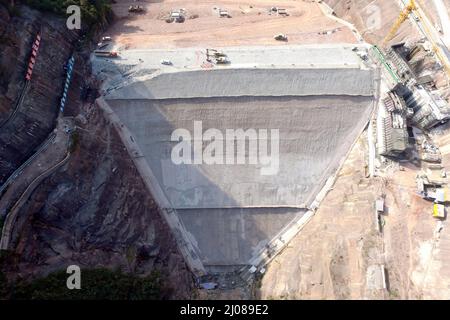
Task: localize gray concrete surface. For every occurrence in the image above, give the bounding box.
[92,45,367,79]
[108,94,375,265]
[109,95,374,209]
[99,46,378,267]
[178,208,306,266]
[98,98,206,275]
[106,68,375,100]
[92,45,372,96]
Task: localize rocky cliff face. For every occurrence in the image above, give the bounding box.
[0,5,22,118]
[5,105,194,298]
[0,4,194,299]
[0,5,79,184]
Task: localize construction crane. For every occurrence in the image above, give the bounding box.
[383,0,417,46]
[383,0,450,75]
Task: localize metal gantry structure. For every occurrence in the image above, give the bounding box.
[384,0,450,75]
[383,0,417,46]
[371,45,401,84]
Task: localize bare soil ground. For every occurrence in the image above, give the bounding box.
[326,0,420,45]
[417,0,450,34]
[414,125,450,299]
[107,0,357,49]
[258,0,450,300]
[257,128,446,300]
[380,162,435,299]
[258,133,385,299]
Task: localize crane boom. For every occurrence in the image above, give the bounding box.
[383,0,450,75]
[383,0,416,46]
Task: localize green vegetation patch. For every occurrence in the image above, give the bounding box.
[69,130,80,153]
[2,268,163,300]
[24,0,113,30]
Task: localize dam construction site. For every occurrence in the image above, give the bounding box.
[94,44,379,277]
[4,0,450,301]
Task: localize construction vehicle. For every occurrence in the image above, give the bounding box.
[270,7,288,16]
[128,5,144,13]
[433,203,446,218]
[97,42,109,49]
[206,48,226,58]
[274,34,288,41]
[160,59,173,65]
[206,49,229,64]
[276,8,288,16]
[383,0,450,74]
[214,51,226,57]
[94,50,118,58]
[168,12,185,23]
[168,9,186,23]
[215,56,230,64]
[218,9,231,18]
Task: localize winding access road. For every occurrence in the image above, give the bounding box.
[0,148,71,250]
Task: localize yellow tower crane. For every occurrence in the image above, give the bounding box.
[383,0,417,46]
[383,0,450,75]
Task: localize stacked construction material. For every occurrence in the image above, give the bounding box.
[59,56,75,114]
[25,33,41,81]
[379,93,408,157]
[385,46,413,84]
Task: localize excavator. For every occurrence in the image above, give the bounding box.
[383,0,450,74]
[206,48,230,64]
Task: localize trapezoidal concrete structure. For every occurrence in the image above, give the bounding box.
[95,45,380,272]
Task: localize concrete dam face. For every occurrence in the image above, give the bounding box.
[100,47,379,269]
